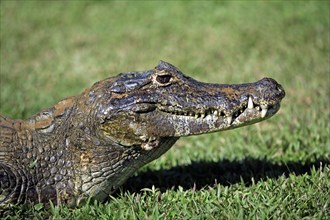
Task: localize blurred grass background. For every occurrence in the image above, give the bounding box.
[0,1,329,219]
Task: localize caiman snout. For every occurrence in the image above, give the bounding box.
[214,77,285,128]
[251,77,285,104]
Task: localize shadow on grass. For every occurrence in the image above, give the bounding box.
[119,157,329,194]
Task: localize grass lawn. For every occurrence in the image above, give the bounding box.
[1,1,329,219]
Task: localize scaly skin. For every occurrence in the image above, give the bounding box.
[0,61,285,206]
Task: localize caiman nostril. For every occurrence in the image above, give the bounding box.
[276,84,285,98]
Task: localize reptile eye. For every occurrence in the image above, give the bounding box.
[156,75,172,84]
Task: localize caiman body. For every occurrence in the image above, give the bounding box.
[0,61,285,206]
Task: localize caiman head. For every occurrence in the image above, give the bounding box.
[0,61,285,207]
[89,61,285,150]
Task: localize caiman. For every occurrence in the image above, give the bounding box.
[0,61,285,207]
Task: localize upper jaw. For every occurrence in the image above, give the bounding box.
[155,95,281,127]
[152,77,285,130]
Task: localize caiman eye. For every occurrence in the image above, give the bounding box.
[156,75,172,84]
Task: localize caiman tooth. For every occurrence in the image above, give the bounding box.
[214,110,218,116]
[261,105,268,118]
[201,113,205,118]
[248,97,254,109]
[226,115,232,124]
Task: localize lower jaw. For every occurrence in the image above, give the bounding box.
[165,106,280,137]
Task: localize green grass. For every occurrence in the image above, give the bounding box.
[1,1,329,219]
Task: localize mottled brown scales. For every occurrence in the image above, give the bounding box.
[220,87,241,100]
[53,98,75,117]
[0,61,285,206]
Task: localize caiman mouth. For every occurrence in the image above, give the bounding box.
[157,96,281,127]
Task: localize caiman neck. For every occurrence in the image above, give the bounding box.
[0,97,76,149]
[23,97,76,136]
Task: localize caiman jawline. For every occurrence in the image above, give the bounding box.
[157,96,280,126]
